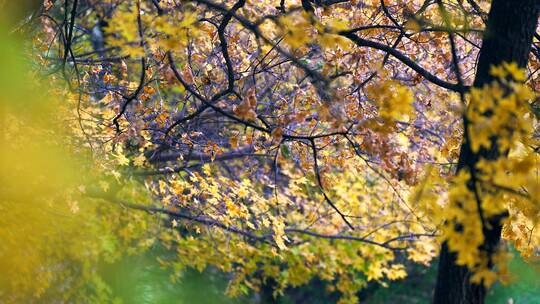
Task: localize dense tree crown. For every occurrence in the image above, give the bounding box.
[1,0,540,303]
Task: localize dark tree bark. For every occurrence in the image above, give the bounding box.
[433,1,540,303]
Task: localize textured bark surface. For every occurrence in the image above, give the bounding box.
[433,1,540,303]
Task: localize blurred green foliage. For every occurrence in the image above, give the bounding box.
[103,249,539,304]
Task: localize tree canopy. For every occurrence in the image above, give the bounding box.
[1,0,540,303]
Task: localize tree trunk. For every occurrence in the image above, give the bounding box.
[433,1,539,303]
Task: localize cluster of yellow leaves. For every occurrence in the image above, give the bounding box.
[0,93,155,304]
[135,151,438,303]
[107,4,200,58]
[467,63,534,153]
[152,10,199,51]
[414,63,540,287]
[0,29,161,302]
[277,12,351,50]
[365,80,416,132]
[443,170,486,269]
[106,6,144,58]
[315,17,352,50]
[278,12,314,49]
